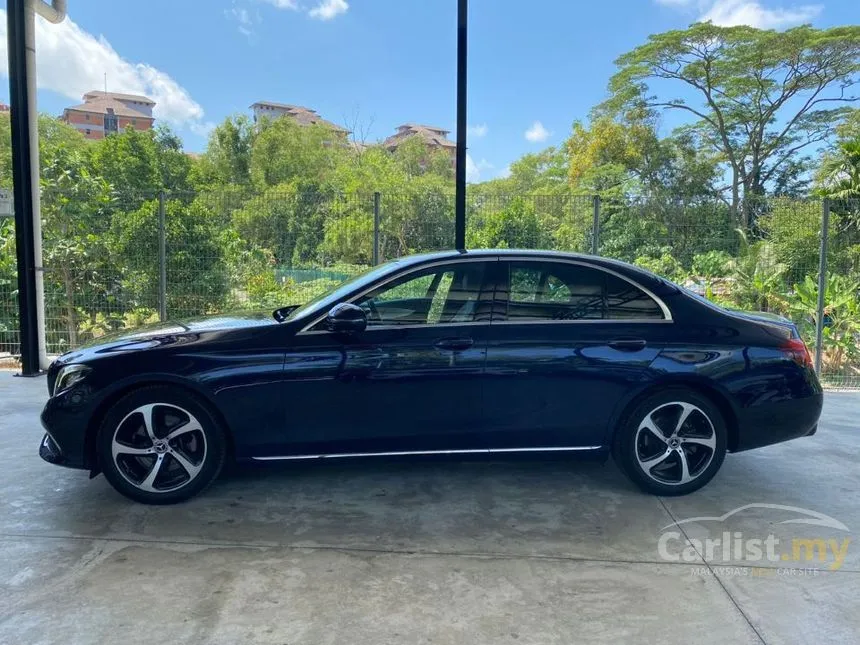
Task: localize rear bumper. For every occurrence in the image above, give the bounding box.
[733,392,823,452]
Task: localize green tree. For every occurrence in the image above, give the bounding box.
[817,140,860,199]
[475,146,568,197]
[40,147,113,346]
[250,118,347,190]
[467,196,550,249]
[231,181,336,268]
[90,126,162,204]
[392,136,455,180]
[111,197,229,317]
[568,116,661,198]
[192,115,256,188]
[604,23,860,220]
[153,124,193,193]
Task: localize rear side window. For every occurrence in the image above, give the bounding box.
[504,261,664,321]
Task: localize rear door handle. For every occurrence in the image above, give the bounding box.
[435,337,474,351]
[609,338,647,351]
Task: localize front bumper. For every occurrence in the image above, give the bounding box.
[39,432,68,465]
[39,388,94,470]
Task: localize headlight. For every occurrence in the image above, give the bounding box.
[53,364,91,395]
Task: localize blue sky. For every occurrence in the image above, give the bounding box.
[0,0,856,181]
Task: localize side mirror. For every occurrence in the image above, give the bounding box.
[325,302,367,334]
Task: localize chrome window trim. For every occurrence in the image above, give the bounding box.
[297,256,497,334]
[500,255,673,322]
[252,445,603,461]
[490,318,674,326]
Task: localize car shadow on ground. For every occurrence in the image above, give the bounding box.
[218,452,633,499]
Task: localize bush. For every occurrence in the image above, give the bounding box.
[634,250,685,282]
[786,274,860,377]
[692,250,733,278]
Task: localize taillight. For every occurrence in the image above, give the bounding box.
[781,338,812,368]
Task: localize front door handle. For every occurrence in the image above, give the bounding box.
[609,338,647,351]
[435,337,474,351]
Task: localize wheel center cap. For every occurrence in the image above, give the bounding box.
[668,437,681,449]
[153,440,168,454]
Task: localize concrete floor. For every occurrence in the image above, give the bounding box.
[1,372,859,644]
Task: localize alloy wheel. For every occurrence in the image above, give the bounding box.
[634,401,716,486]
[111,403,208,494]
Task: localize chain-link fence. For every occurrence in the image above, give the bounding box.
[0,214,16,361]
[1,191,858,387]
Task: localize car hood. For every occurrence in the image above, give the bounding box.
[55,311,279,363]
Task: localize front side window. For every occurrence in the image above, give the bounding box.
[353,262,488,327]
[504,261,664,322]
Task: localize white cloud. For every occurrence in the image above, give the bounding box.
[467,123,488,138]
[466,155,479,183]
[257,0,348,22]
[655,0,821,29]
[309,0,349,20]
[525,121,551,143]
[0,11,205,129]
[261,0,299,9]
[190,121,217,138]
[497,165,512,179]
[227,6,256,37]
[700,0,821,28]
[465,155,494,183]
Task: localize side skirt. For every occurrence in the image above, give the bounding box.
[251,446,604,461]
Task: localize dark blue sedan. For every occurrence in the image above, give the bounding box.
[40,250,823,504]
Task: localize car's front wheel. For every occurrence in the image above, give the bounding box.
[97,386,226,504]
[613,388,727,496]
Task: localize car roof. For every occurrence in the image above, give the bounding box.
[396,248,606,264]
[392,249,678,295]
[397,248,648,271]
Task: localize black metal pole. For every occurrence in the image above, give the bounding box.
[454,0,467,251]
[814,198,830,376]
[7,0,39,375]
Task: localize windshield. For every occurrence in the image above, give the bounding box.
[284,260,403,322]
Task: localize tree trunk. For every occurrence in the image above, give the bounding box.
[731,181,742,228]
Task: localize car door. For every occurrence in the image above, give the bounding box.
[271,258,496,457]
[483,258,672,450]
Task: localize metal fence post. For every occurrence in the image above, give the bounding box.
[157,191,167,322]
[814,198,830,376]
[591,194,600,255]
[372,192,381,266]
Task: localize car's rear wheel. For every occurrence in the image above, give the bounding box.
[97,386,226,504]
[613,388,727,496]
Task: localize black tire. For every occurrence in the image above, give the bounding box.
[97,385,227,505]
[613,387,727,496]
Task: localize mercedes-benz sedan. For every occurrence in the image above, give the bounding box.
[40,250,823,504]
